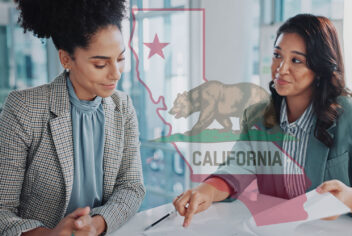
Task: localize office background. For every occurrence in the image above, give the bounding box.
[0,0,350,211]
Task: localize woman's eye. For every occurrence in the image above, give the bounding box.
[95,65,106,69]
[118,57,126,62]
[273,52,281,58]
[292,58,302,64]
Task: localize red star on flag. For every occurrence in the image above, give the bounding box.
[144,34,169,59]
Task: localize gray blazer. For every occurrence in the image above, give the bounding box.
[213,96,352,199]
[0,72,145,235]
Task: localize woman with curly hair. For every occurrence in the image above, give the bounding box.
[0,0,145,235]
[173,14,352,226]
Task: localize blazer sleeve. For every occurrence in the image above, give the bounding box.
[0,91,46,235]
[204,106,257,200]
[90,95,145,234]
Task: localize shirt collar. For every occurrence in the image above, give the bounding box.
[66,75,102,112]
[280,98,315,133]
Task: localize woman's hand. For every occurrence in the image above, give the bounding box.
[316,180,352,220]
[50,206,96,236]
[173,183,229,227]
[22,207,94,236]
[22,207,105,236]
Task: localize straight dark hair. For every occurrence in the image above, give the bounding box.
[265,14,351,147]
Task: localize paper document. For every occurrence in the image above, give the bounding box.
[304,189,350,220]
[143,189,350,236]
[143,201,254,236]
[245,189,350,235]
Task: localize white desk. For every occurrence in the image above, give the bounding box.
[111,199,352,236]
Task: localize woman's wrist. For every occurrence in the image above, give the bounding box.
[197,182,229,203]
[22,227,51,236]
[202,178,232,202]
[204,177,233,195]
[92,215,107,235]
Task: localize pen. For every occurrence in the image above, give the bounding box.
[144,209,177,231]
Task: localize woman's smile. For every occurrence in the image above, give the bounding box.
[274,77,290,86]
[100,83,117,90]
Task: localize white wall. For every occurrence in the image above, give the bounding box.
[200,0,257,84]
[344,0,352,89]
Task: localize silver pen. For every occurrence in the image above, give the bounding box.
[144,209,177,231]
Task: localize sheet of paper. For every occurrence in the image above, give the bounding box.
[304,189,350,220]
[143,189,350,236]
[143,201,255,236]
[142,222,255,236]
[245,189,350,236]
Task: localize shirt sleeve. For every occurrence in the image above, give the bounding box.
[203,106,257,200]
[204,176,233,195]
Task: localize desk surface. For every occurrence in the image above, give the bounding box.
[112,199,351,236]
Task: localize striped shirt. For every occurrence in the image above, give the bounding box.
[280,98,315,198]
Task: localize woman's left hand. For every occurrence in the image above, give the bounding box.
[73,214,106,236]
[316,180,352,220]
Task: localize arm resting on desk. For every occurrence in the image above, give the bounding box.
[204,106,258,200]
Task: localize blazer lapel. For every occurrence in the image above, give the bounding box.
[255,105,337,193]
[265,118,336,192]
[304,121,336,191]
[256,122,284,152]
[48,72,75,211]
[47,73,126,210]
[101,95,124,202]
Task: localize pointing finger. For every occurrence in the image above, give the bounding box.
[174,191,191,216]
[183,191,202,227]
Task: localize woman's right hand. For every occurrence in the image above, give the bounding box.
[23,207,96,236]
[173,183,229,227]
[50,206,97,236]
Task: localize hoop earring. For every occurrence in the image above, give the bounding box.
[271,82,276,89]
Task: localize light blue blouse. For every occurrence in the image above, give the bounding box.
[66,76,105,215]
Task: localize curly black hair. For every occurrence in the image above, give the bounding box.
[16,0,127,56]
